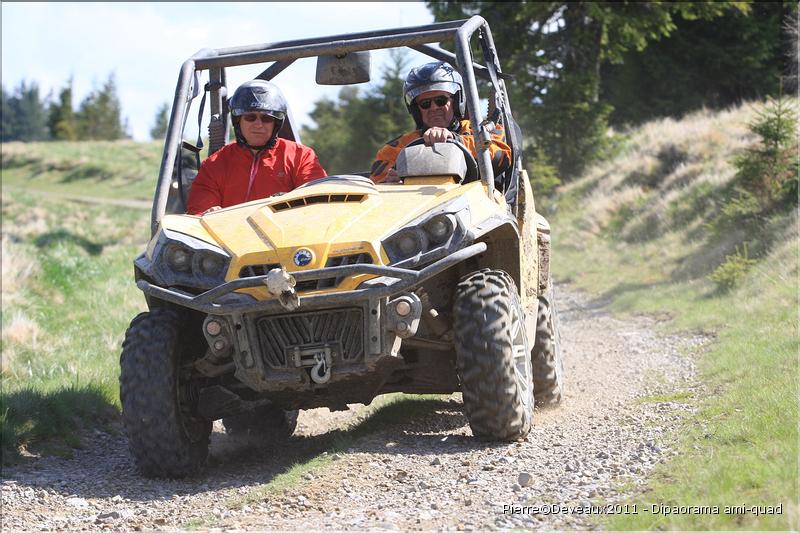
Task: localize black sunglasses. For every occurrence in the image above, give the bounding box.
[417,95,450,110]
[242,113,275,123]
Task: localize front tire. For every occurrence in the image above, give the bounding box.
[453,269,533,440]
[120,307,211,478]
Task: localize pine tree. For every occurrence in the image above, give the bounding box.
[150,103,169,140]
[1,81,50,141]
[77,73,126,140]
[1,85,15,141]
[48,77,78,140]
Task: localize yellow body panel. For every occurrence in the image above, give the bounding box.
[158,179,508,301]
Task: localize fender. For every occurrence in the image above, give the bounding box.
[466,213,521,294]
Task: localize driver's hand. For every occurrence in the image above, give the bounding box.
[422,127,454,145]
[383,169,402,183]
[202,205,222,215]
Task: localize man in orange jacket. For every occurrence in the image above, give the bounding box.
[187,80,326,216]
[369,61,511,183]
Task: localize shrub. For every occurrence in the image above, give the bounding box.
[527,146,561,198]
[708,243,757,291]
[733,96,798,208]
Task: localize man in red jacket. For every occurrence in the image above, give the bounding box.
[187,80,327,215]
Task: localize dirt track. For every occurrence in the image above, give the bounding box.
[1,285,705,531]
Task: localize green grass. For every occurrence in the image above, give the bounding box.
[550,103,798,530]
[636,391,695,404]
[1,185,149,462]
[1,140,161,200]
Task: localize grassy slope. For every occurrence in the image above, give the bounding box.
[547,102,798,530]
[1,141,157,460]
[1,141,161,200]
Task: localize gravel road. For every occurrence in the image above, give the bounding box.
[1,285,706,532]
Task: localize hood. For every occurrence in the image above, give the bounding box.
[193,176,466,274]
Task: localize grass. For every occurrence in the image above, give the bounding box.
[635,391,695,404]
[1,185,149,462]
[550,101,798,530]
[1,140,161,200]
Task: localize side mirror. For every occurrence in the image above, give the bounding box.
[315,51,371,85]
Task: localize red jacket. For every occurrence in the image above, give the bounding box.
[187,139,327,215]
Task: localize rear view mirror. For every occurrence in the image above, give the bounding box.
[315,51,371,85]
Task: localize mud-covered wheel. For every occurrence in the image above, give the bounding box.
[120,307,211,478]
[532,281,564,407]
[453,269,533,440]
[223,405,298,439]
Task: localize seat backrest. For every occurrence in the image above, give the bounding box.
[276,104,302,144]
[165,146,200,214]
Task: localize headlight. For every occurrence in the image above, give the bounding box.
[392,229,427,260]
[142,229,231,290]
[382,204,468,267]
[199,253,225,277]
[165,244,193,272]
[423,214,455,245]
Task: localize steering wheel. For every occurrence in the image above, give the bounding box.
[295,174,377,190]
[404,137,479,183]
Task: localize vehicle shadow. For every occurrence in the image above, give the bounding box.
[3,397,496,502]
[33,229,105,255]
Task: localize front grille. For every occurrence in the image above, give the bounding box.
[239,253,372,291]
[239,263,280,278]
[255,308,364,368]
[315,253,373,290]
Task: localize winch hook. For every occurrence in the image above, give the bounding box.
[310,352,331,384]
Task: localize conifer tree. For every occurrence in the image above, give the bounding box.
[48,77,78,140]
[150,103,169,140]
[76,73,126,140]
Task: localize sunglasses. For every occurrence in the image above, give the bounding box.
[241,113,275,123]
[417,96,450,110]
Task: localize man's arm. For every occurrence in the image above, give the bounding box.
[458,122,512,176]
[293,146,327,186]
[369,131,419,183]
[186,164,222,215]
[487,124,512,175]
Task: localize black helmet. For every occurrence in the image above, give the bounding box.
[229,80,287,150]
[403,61,465,129]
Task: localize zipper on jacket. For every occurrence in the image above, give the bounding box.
[244,149,266,202]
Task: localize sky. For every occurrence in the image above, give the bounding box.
[1,2,436,141]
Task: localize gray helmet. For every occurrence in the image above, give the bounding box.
[229,80,287,149]
[403,61,465,129]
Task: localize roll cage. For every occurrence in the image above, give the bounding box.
[151,16,521,236]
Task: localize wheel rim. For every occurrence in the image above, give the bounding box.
[511,304,532,409]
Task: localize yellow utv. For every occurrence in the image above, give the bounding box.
[120,17,563,478]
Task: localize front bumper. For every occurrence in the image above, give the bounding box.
[137,242,486,314]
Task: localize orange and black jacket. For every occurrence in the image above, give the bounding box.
[369,119,511,183]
